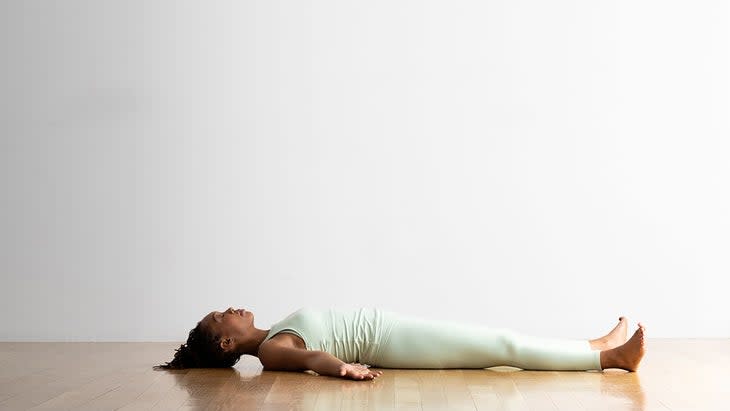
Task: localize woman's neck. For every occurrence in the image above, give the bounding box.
[240,327,271,356]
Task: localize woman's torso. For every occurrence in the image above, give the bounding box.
[262,307,398,364]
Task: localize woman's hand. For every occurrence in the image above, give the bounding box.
[259,344,381,380]
[338,363,383,380]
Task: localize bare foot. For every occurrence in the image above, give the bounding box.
[600,323,646,372]
[589,317,629,350]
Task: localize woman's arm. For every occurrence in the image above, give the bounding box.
[258,343,382,380]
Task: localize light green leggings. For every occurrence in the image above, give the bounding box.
[372,315,602,371]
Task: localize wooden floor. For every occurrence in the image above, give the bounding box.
[1,339,728,410]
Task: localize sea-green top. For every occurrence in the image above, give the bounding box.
[262,307,397,364]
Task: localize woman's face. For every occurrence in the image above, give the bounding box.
[201,307,255,342]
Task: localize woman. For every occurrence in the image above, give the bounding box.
[157,307,645,380]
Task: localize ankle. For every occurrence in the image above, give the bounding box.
[589,339,602,350]
[599,349,615,370]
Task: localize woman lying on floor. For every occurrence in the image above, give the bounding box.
[157,307,645,380]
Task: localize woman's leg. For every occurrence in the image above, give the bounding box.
[373,315,602,371]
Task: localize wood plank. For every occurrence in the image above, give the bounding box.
[0,339,729,410]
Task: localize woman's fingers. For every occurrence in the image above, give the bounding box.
[341,363,383,380]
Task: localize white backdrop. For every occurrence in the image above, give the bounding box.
[2,1,728,341]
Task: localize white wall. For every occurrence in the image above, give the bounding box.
[1,0,728,342]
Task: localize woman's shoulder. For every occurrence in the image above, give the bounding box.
[261,330,306,350]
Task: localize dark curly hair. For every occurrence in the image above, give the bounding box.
[155,321,242,369]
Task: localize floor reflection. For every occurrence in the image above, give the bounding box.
[164,360,387,410]
[486,367,647,410]
[162,361,648,410]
